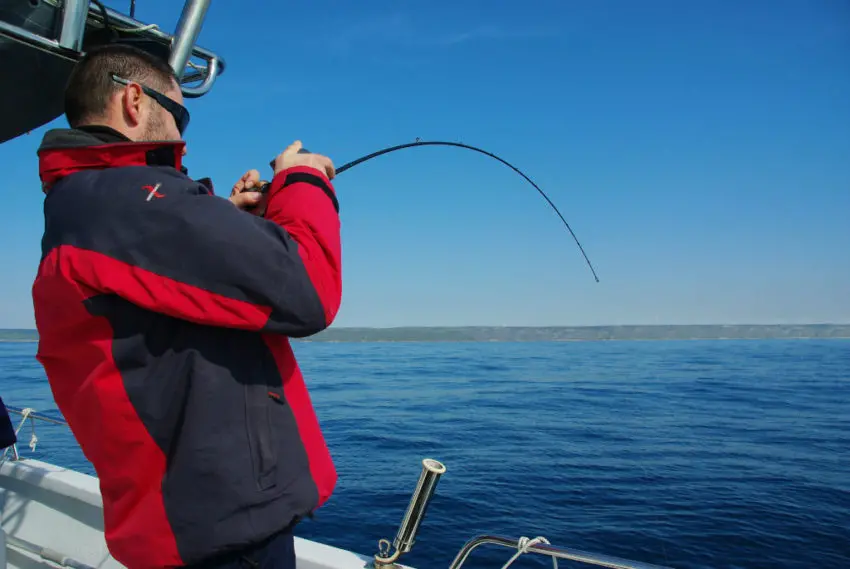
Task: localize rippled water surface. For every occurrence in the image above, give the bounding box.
[2,340,848,569]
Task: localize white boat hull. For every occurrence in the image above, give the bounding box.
[1,458,378,569]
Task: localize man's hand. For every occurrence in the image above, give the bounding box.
[229,142,333,216]
[229,169,267,215]
[273,140,335,180]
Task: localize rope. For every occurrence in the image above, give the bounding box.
[14,408,39,451]
[6,407,67,426]
[500,537,558,569]
[14,407,33,434]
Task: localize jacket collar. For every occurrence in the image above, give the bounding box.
[75,124,134,144]
[37,126,187,192]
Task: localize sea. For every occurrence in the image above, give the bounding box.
[1,339,848,569]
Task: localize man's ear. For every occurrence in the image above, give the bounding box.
[121,83,145,127]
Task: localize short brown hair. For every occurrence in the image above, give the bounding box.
[64,43,178,127]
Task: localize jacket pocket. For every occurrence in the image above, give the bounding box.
[244,382,278,491]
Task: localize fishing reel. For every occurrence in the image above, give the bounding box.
[239,147,313,200]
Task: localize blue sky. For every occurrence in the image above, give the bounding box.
[1,0,848,328]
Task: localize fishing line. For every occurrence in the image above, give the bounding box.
[262,140,600,282]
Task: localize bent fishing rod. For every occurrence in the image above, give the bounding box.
[257,140,600,283]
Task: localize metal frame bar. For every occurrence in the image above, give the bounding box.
[168,0,211,80]
[93,4,224,71]
[58,0,91,51]
[448,535,674,569]
[0,19,74,60]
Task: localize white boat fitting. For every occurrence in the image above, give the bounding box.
[1,407,672,569]
[1,2,673,567]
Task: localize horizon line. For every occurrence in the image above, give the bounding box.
[2,323,850,332]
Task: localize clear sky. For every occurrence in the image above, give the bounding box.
[1,0,848,328]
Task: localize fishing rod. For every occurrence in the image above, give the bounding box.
[257,140,600,283]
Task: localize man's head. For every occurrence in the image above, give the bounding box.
[64,44,189,142]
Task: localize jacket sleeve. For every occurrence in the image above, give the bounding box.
[60,165,341,337]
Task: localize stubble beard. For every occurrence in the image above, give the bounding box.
[140,108,168,142]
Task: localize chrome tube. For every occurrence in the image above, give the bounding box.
[58,0,91,51]
[393,458,446,553]
[180,56,220,98]
[168,0,211,79]
[448,535,674,569]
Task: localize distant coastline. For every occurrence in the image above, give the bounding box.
[1,325,849,343]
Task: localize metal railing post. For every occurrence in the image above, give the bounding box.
[58,0,91,51]
[168,0,211,79]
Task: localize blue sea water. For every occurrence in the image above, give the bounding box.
[1,339,849,569]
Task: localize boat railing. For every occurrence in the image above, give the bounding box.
[370,459,676,569]
[1,406,66,463]
[447,534,674,569]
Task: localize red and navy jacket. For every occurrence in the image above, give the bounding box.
[32,126,342,569]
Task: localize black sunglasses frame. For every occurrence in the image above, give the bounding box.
[111,74,190,135]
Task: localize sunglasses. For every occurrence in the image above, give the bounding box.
[111,74,190,135]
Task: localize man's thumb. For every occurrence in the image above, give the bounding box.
[283,140,303,156]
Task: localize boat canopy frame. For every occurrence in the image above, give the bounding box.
[0,0,226,143]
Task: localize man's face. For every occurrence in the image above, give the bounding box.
[140,81,185,143]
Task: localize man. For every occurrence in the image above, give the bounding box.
[0,396,16,450]
[32,44,342,569]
